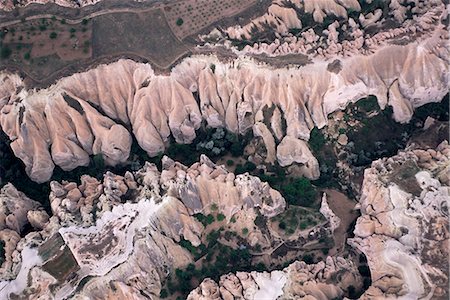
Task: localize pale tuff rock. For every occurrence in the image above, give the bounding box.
[319,193,341,232]
[0,0,103,11]
[209,0,446,60]
[188,256,361,300]
[349,141,450,299]
[0,183,49,233]
[0,229,20,280]
[223,0,360,40]
[0,156,287,299]
[276,135,319,179]
[2,31,448,182]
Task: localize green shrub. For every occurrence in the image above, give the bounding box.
[309,127,325,153]
[206,214,215,224]
[217,213,225,221]
[176,18,184,26]
[281,178,317,207]
[226,159,234,166]
[160,289,168,298]
[0,46,12,59]
[49,32,57,39]
[242,228,249,235]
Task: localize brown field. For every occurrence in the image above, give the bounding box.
[0,0,267,87]
[164,0,256,39]
[91,8,188,67]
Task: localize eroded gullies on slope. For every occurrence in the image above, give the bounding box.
[0,0,449,299]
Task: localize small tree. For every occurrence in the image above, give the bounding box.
[1,46,12,59]
[176,18,184,26]
[49,32,57,39]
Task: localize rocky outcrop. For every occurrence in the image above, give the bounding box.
[0,0,103,11]
[0,183,48,233]
[0,156,287,299]
[349,141,450,299]
[1,29,448,182]
[319,192,341,233]
[205,0,447,60]
[188,256,362,300]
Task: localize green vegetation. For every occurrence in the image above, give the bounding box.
[242,228,249,235]
[272,206,325,234]
[0,240,5,266]
[355,95,380,113]
[235,161,256,174]
[49,32,57,39]
[24,52,31,60]
[166,127,248,166]
[194,213,215,226]
[159,289,168,298]
[176,18,184,26]
[308,127,326,153]
[167,241,259,297]
[1,46,12,59]
[210,63,216,73]
[216,213,225,222]
[280,178,317,207]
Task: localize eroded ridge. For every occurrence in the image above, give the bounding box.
[349,141,450,299]
[1,24,448,183]
[0,155,292,299]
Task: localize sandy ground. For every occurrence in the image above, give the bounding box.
[323,188,359,256]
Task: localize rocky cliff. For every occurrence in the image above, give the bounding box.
[0,155,289,299]
[349,141,449,299]
[0,144,447,299]
[1,27,448,183]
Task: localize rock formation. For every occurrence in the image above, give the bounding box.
[1,27,448,183]
[188,256,362,300]
[349,141,450,299]
[0,155,289,299]
[0,183,49,233]
[0,0,103,11]
[204,0,447,59]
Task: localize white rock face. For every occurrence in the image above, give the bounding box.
[188,256,361,300]
[0,156,287,299]
[319,193,341,232]
[349,141,450,299]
